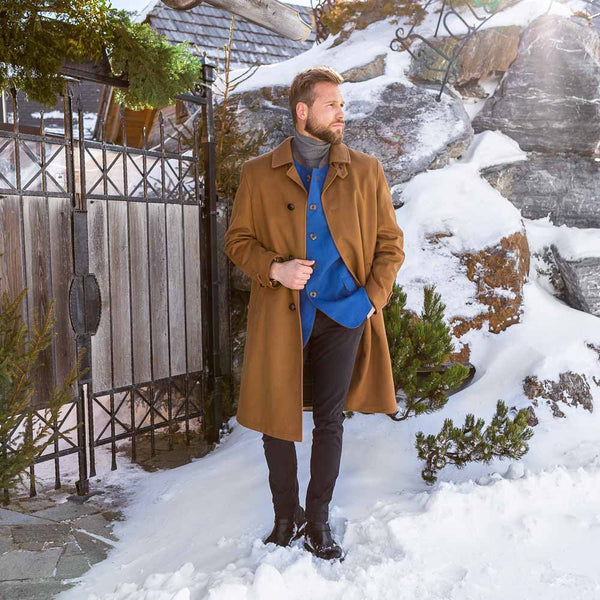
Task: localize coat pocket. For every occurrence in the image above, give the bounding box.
[342,271,358,293]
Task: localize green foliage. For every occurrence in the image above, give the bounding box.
[415,400,534,484]
[0,0,203,109]
[0,289,86,502]
[383,283,470,420]
[110,20,203,111]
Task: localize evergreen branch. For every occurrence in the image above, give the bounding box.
[0,288,87,500]
[415,400,534,484]
[1,1,204,109]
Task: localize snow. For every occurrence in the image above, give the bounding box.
[52,1,600,599]
[28,109,98,138]
[526,217,600,261]
[394,131,525,318]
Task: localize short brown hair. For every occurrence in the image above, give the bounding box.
[289,66,344,127]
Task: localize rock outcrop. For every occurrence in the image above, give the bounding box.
[409,25,521,93]
[442,230,530,362]
[473,15,600,156]
[341,54,386,82]
[480,153,600,229]
[551,244,600,317]
[523,371,594,417]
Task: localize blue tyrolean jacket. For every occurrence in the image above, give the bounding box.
[294,158,373,347]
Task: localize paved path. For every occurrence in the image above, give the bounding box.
[0,489,124,600]
[0,432,212,599]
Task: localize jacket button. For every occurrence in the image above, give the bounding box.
[309,204,317,210]
[287,203,295,210]
[309,232,317,240]
[289,303,296,311]
[309,291,317,298]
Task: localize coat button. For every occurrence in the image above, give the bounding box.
[309,291,317,298]
[289,303,296,311]
[309,232,317,240]
[309,204,317,210]
[287,203,295,210]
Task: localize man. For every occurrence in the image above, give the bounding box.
[224,66,405,561]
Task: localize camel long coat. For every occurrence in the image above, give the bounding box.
[224,136,405,442]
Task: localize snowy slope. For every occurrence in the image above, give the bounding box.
[57,1,600,598]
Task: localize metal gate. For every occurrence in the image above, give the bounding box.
[0,67,224,497]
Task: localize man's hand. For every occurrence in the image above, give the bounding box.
[270,259,315,289]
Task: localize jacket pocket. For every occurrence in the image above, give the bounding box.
[342,271,358,292]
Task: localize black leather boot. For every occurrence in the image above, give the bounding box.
[303,521,344,561]
[263,505,306,547]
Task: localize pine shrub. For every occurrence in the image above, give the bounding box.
[383,283,471,420]
[0,289,86,503]
[415,400,534,484]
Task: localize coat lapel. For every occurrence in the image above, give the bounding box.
[271,136,351,197]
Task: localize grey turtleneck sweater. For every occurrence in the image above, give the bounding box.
[292,129,331,169]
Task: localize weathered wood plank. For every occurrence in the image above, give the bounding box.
[183,205,202,374]
[166,204,186,377]
[88,199,112,394]
[22,196,53,409]
[129,202,151,384]
[107,200,132,388]
[48,197,77,399]
[0,195,25,308]
[148,202,169,381]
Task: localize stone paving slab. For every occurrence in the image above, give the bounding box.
[0,510,47,527]
[0,529,15,556]
[31,501,101,523]
[0,579,73,600]
[71,530,112,565]
[11,523,72,551]
[54,549,91,580]
[0,547,62,580]
[72,513,118,542]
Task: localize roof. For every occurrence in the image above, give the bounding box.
[143,0,316,67]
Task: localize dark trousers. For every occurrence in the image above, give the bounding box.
[262,308,367,524]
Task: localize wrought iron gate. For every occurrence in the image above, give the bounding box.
[0,66,224,497]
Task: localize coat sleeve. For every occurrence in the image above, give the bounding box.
[224,162,286,288]
[364,159,405,313]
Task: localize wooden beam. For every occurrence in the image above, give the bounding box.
[160,0,312,41]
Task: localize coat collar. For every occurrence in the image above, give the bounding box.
[271,136,351,169]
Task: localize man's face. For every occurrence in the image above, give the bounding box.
[298,81,345,145]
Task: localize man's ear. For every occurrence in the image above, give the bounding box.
[296,101,307,124]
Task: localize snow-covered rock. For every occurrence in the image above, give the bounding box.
[473,15,600,156]
[397,130,528,359]
[551,244,600,317]
[450,230,530,361]
[409,25,521,91]
[524,371,594,417]
[481,153,600,228]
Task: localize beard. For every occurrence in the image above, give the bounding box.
[304,112,344,145]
